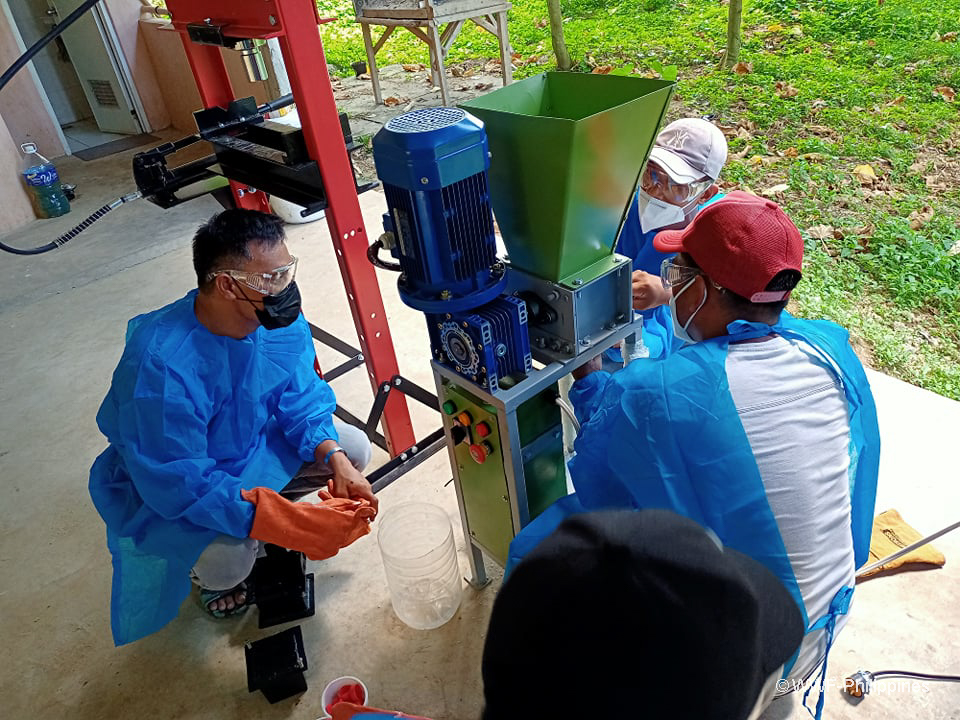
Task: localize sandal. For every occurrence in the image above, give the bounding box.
[200,582,250,619]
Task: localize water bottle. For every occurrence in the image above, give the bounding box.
[20,143,70,219]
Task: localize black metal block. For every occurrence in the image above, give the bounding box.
[253,544,316,629]
[245,625,308,704]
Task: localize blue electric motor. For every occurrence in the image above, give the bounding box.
[372,107,530,389]
[372,107,506,313]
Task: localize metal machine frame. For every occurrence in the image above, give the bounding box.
[165,0,416,454]
[435,315,644,586]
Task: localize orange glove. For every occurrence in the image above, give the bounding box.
[241,487,376,561]
[330,702,433,720]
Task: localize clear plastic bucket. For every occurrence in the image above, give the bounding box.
[377,502,462,629]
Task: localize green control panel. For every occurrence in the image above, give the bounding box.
[440,379,566,565]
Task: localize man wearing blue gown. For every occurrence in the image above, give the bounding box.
[612,117,728,362]
[514,193,880,719]
[89,210,376,645]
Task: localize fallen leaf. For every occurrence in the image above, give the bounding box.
[934,85,956,102]
[384,96,401,106]
[483,60,502,73]
[800,152,825,161]
[852,224,875,238]
[749,155,766,166]
[925,174,947,191]
[867,39,876,47]
[451,66,463,77]
[853,164,878,184]
[811,98,828,109]
[357,73,370,80]
[775,81,799,98]
[908,161,927,174]
[733,61,753,74]
[592,65,614,74]
[535,18,548,28]
[511,52,523,61]
[941,31,958,42]
[947,240,960,256]
[402,63,423,72]
[474,82,493,91]
[908,205,934,230]
[784,147,798,157]
[809,125,835,136]
[807,224,835,240]
[767,23,785,32]
[761,183,790,197]
[904,63,917,74]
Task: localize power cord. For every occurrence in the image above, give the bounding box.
[845,669,960,698]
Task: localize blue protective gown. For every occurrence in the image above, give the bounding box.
[508,314,880,694]
[89,290,339,645]
[608,190,725,363]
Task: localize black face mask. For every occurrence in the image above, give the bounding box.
[234,280,302,330]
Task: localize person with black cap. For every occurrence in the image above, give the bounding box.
[511,192,880,719]
[484,509,806,720]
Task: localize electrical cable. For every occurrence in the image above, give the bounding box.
[367,237,402,271]
[0,0,101,94]
[555,396,580,434]
[845,668,960,698]
[0,192,141,255]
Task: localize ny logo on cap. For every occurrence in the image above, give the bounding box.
[663,128,690,150]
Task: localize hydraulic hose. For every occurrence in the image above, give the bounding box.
[0,192,141,255]
[0,0,101,94]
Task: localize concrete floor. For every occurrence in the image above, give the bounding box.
[1,137,958,720]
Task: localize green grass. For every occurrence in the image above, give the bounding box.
[316,0,960,400]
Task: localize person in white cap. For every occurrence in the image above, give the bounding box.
[610,118,728,361]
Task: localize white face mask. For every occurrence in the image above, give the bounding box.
[636,187,710,234]
[669,276,707,344]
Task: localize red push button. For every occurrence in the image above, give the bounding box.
[469,441,493,464]
[475,421,492,438]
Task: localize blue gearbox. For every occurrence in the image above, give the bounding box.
[427,296,533,392]
[373,107,506,314]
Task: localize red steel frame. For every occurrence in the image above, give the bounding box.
[166,0,416,455]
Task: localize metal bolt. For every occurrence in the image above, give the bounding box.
[400,452,408,461]
[440,289,452,300]
[382,383,390,391]
[614,256,623,263]
[462,322,468,328]
[357,353,365,362]
[394,377,403,386]
[420,177,429,185]
[410,445,418,453]
[501,495,509,502]
[563,343,572,354]
[204,17,212,24]
[606,322,616,330]
[268,14,277,25]
[615,313,626,322]
[573,278,583,286]
[580,338,589,346]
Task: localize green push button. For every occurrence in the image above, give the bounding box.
[442,400,457,415]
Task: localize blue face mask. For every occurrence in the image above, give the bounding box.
[669,276,707,344]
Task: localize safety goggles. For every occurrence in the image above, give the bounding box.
[208,255,298,296]
[641,162,711,206]
[660,258,701,289]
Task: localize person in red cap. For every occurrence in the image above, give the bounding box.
[513,192,881,720]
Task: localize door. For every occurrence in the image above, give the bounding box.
[49,0,142,134]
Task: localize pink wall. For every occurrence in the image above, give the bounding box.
[102,0,169,132]
[0,113,36,233]
[0,10,67,156]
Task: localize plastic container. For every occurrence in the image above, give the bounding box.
[320,675,368,717]
[377,502,462,630]
[20,143,70,219]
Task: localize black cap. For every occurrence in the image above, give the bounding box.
[481,510,804,719]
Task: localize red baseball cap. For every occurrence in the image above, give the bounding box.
[653,191,804,302]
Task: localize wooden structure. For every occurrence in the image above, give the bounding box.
[354,0,513,106]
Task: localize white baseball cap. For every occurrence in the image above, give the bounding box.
[648,118,728,183]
